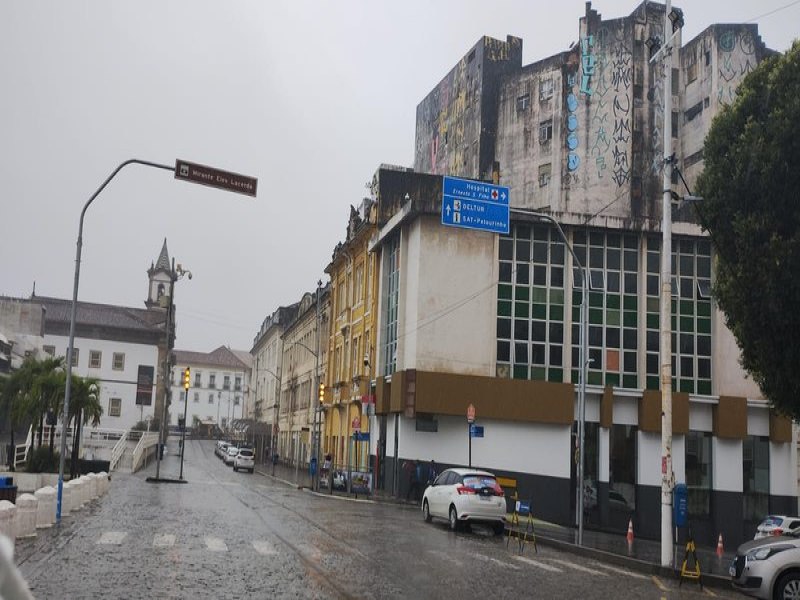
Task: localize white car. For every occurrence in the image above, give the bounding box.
[754,515,800,539]
[422,468,506,534]
[731,530,800,598]
[223,445,239,466]
[233,448,255,473]
[215,441,229,459]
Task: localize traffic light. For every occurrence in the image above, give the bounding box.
[183,367,191,391]
[318,383,325,404]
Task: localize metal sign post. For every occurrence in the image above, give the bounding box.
[467,404,475,468]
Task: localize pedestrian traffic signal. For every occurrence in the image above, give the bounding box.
[318,383,325,404]
[183,367,191,390]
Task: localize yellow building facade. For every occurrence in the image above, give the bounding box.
[322,201,378,475]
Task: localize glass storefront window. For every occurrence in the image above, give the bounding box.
[743,436,770,521]
[685,431,711,516]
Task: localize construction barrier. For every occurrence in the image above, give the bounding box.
[506,491,536,554]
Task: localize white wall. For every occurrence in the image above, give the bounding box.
[44,333,159,431]
[399,415,571,479]
[747,406,770,437]
[614,397,638,426]
[638,431,662,487]
[770,441,797,498]
[713,437,743,492]
[689,402,713,432]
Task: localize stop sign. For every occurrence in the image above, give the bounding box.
[467,404,475,423]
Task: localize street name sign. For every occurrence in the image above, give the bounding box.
[469,424,484,438]
[174,159,258,197]
[441,176,509,234]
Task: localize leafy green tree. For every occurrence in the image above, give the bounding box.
[67,375,101,477]
[696,41,800,417]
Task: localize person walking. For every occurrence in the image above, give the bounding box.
[428,460,438,485]
[406,460,422,502]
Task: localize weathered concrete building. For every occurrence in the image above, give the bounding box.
[372,1,790,548]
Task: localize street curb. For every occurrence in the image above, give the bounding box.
[507,528,732,591]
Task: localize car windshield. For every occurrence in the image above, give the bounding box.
[461,475,497,489]
[761,516,784,528]
[238,450,253,457]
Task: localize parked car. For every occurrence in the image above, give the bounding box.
[421,468,506,535]
[233,448,255,473]
[215,441,229,459]
[754,515,800,539]
[223,445,239,466]
[730,529,800,599]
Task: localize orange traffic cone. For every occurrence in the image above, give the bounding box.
[626,519,634,544]
[716,533,724,557]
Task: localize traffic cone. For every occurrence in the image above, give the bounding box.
[716,533,724,557]
[626,519,634,544]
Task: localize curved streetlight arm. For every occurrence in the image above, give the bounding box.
[57,159,174,523]
[510,208,589,546]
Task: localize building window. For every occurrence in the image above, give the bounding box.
[539,78,554,101]
[645,237,712,394]
[208,393,213,404]
[516,93,530,112]
[209,373,216,389]
[539,119,553,143]
[112,352,125,371]
[194,372,201,387]
[43,345,55,356]
[743,436,770,521]
[572,231,639,388]
[497,223,566,382]
[89,350,102,369]
[223,375,231,390]
[355,263,364,305]
[538,163,552,187]
[108,398,121,417]
[685,431,711,516]
[70,348,79,367]
[382,234,400,377]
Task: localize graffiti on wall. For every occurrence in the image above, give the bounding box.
[566,72,581,176]
[610,33,632,187]
[650,60,664,174]
[588,28,610,180]
[580,36,595,96]
[718,29,757,106]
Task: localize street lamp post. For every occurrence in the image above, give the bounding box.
[57,159,174,523]
[648,0,684,567]
[510,208,588,546]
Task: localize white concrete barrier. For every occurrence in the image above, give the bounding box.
[61,481,73,516]
[0,501,16,542]
[79,475,91,505]
[34,487,56,528]
[66,480,80,511]
[98,472,109,496]
[87,473,99,500]
[14,494,37,539]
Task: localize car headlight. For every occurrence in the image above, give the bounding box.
[746,545,793,561]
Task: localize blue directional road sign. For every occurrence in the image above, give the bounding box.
[469,424,484,438]
[441,176,509,234]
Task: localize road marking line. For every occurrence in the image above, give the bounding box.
[589,563,649,580]
[652,575,669,592]
[97,531,127,545]
[514,555,563,573]
[205,537,228,552]
[703,587,718,597]
[252,540,278,556]
[546,558,608,576]
[153,534,175,548]
[426,549,464,568]
[473,554,520,570]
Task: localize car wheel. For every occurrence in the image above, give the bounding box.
[449,505,460,531]
[774,572,800,600]
[493,522,506,536]
[423,500,432,523]
[233,466,237,472]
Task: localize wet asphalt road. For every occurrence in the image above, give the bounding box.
[15,440,739,599]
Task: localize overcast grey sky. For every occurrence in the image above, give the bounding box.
[1,1,797,353]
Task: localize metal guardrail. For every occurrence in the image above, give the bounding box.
[131,433,159,473]
[108,428,131,471]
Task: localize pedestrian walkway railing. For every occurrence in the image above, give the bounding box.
[108,428,131,472]
[12,427,33,470]
[131,433,159,472]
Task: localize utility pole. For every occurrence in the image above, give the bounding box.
[155,258,177,481]
[313,279,322,491]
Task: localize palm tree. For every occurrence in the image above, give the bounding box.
[0,356,65,461]
[67,375,101,478]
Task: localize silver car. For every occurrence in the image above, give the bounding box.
[730,531,800,599]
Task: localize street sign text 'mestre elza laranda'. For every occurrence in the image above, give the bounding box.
[174,159,258,197]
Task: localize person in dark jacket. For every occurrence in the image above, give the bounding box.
[406,460,423,501]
